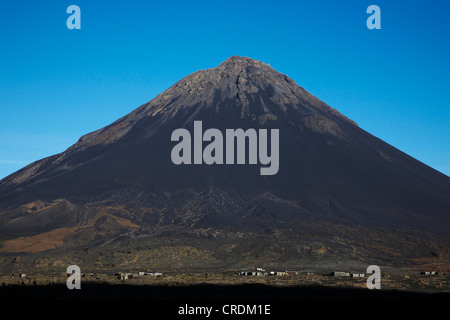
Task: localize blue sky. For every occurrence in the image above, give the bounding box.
[0,0,449,179]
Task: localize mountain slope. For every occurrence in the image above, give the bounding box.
[0,56,449,271]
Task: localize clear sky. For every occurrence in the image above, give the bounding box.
[0,0,449,179]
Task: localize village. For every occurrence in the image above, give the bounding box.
[238,268,368,277]
[237,267,446,278]
[2,267,447,293]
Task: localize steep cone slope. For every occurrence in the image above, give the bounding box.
[0,56,449,270]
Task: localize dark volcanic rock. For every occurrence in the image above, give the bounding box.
[0,56,449,269]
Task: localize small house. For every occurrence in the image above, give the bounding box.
[351,273,365,278]
[117,272,132,280]
[150,272,163,276]
[421,271,437,276]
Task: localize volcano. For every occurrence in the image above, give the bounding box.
[1,56,449,272]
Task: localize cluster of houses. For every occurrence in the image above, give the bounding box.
[239,268,374,278]
[239,269,368,278]
[9,269,445,283]
[331,271,366,278]
[238,269,446,278]
[115,271,163,280]
[420,271,440,275]
[239,268,305,276]
[333,271,446,277]
[238,268,376,278]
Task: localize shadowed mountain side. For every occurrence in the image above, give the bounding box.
[0,56,449,269]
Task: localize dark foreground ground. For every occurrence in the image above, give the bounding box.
[2,283,448,318]
[1,282,450,300]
